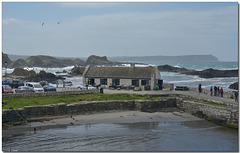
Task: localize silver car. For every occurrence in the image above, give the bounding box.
[15,86,34,93]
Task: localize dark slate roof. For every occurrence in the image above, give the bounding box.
[84,66,157,79]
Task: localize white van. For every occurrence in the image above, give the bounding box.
[25,82,44,93]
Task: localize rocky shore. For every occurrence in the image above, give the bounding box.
[158,64,238,78]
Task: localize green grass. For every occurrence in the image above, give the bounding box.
[2,93,164,109]
[194,100,228,107]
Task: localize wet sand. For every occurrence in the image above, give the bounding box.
[3,109,202,135]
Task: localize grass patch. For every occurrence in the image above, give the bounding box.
[194,100,228,107]
[2,93,161,109]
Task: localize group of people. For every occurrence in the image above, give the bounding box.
[198,84,224,97]
[210,86,224,97]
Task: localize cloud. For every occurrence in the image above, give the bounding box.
[3,17,21,24]
[58,2,120,8]
[2,5,238,61]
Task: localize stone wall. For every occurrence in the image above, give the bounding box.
[2,98,238,128]
[2,89,99,98]
[176,98,238,126]
[2,99,176,124]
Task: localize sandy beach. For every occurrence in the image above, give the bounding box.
[3,109,202,136]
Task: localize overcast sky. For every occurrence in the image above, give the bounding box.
[2,2,238,61]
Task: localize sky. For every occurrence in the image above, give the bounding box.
[2,2,239,61]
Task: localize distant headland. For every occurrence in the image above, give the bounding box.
[3,53,219,68]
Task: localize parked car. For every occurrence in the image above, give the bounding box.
[11,79,24,88]
[85,84,96,90]
[2,85,14,94]
[25,82,44,93]
[15,86,34,93]
[2,80,12,86]
[109,84,122,90]
[43,85,56,92]
[77,84,87,90]
[40,81,49,87]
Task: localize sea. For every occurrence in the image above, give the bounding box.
[2,60,238,91]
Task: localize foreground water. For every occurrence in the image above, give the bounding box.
[2,120,238,151]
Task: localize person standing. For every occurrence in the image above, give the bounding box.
[214,86,217,96]
[234,91,238,102]
[198,84,202,94]
[220,87,223,97]
[210,86,213,96]
[217,86,220,96]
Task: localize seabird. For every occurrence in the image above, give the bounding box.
[57,22,60,24]
[42,22,44,26]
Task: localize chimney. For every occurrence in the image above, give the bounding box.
[130,63,135,69]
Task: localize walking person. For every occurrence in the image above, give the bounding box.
[210,86,213,96]
[198,84,202,95]
[220,87,223,97]
[234,91,238,102]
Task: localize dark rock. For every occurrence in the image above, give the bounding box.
[158,65,238,78]
[2,53,12,66]
[11,68,36,76]
[10,59,28,68]
[71,66,86,75]
[86,55,117,65]
[229,82,239,90]
[10,69,64,83]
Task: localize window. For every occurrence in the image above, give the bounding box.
[141,80,149,86]
[100,78,107,85]
[132,80,139,87]
[112,79,120,85]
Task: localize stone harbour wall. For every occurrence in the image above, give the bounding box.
[176,98,238,126]
[2,98,238,127]
[2,99,176,124]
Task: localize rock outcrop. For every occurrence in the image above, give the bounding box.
[2,53,12,66]
[86,55,119,65]
[70,66,86,76]
[23,70,64,83]
[10,68,64,83]
[229,82,239,90]
[158,65,238,78]
[11,68,36,76]
[10,59,28,68]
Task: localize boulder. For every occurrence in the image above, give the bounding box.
[229,82,239,90]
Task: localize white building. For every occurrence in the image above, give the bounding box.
[82,64,162,90]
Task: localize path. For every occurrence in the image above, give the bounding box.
[103,89,238,107]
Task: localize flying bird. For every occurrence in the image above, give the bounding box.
[42,22,44,26]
